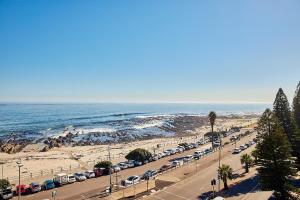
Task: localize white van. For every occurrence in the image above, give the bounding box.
[53,173,68,185]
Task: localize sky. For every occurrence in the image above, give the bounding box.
[0,0,299,103]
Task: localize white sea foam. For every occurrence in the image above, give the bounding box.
[80,127,116,134]
[133,120,164,129]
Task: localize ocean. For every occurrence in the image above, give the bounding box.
[0,103,269,140]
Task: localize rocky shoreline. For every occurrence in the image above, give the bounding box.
[0,114,258,154]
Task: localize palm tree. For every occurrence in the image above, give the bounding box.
[219,164,233,190]
[208,111,217,133]
[208,111,217,147]
[240,153,253,173]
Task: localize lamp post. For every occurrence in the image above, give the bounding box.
[218,132,222,192]
[17,161,23,200]
[108,145,112,195]
[0,161,5,179]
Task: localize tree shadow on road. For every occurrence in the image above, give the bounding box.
[221,174,261,198]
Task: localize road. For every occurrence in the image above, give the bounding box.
[145,134,271,200]
[15,132,258,200]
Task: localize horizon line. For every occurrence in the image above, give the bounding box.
[0,101,272,105]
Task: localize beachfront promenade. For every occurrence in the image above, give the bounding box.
[13,129,265,200]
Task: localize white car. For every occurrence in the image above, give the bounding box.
[239,145,246,151]
[67,174,76,183]
[74,172,87,181]
[123,175,140,187]
[84,170,96,179]
[163,151,171,156]
[112,165,121,172]
[171,160,183,167]
[183,155,193,162]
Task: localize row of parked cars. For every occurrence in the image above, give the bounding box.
[120,146,214,188]
[233,140,256,154]
[0,138,212,199]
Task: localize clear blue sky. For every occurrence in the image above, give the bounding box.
[0,0,299,103]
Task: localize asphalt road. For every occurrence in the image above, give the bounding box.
[15,132,256,200]
[145,134,270,200]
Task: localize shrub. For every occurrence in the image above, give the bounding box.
[125,148,152,162]
[0,179,10,190]
[94,161,112,169]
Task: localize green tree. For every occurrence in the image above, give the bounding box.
[218,164,233,190]
[208,111,217,147]
[251,149,259,164]
[273,88,293,142]
[125,148,152,162]
[94,161,112,169]
[240,153,253,173]
[293,82,300,129]
[0,179,10,190]
[256,109,297,200]
[292,82,300,163]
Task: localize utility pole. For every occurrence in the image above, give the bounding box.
[108,145,112,195]
[17,161,23,200]
[218,132,221,192]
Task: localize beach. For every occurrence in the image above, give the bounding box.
[0,115,258,185]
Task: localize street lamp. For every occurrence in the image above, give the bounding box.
[0,161,6,179]
[217,132,222,192]
[16,161,23,200]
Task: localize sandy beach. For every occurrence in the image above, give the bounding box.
[0,116,258,185]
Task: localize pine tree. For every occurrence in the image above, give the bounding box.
[256,109,297,200]
[292,82,300,163]
[293,82,300,129]
[273,88,293,142]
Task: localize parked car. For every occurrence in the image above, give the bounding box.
[118,162,128,170]
[178,145,186,151]
[0,186,13,200]
[134,160,143,167]
[159,164,173,172]
[84,170,96,179]
[177,147,184,153]
[126,160,135,168]
[163,150,171,156]
[53,173,68,186]
[141,170,158,180]
[233,148,241,154]
[112,165,121,172]
[171,160,183,167]
[94,168,104,177]
[204,148,213,155]
[151,155,159,161]
[42,180,55,190]
[158,152,165,158]
[122,176,140,187]
[74,172,87,181]
[67,174,76,183]
[190,143,199,148]
[28,182,41,193]
[193,150,204,159]
[239,145,246,151]
[183,155,194,162]
[15,185,29,195]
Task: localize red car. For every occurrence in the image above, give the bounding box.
[93,168,104,177]
[15,184,29,195]
[159,164,173,172]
